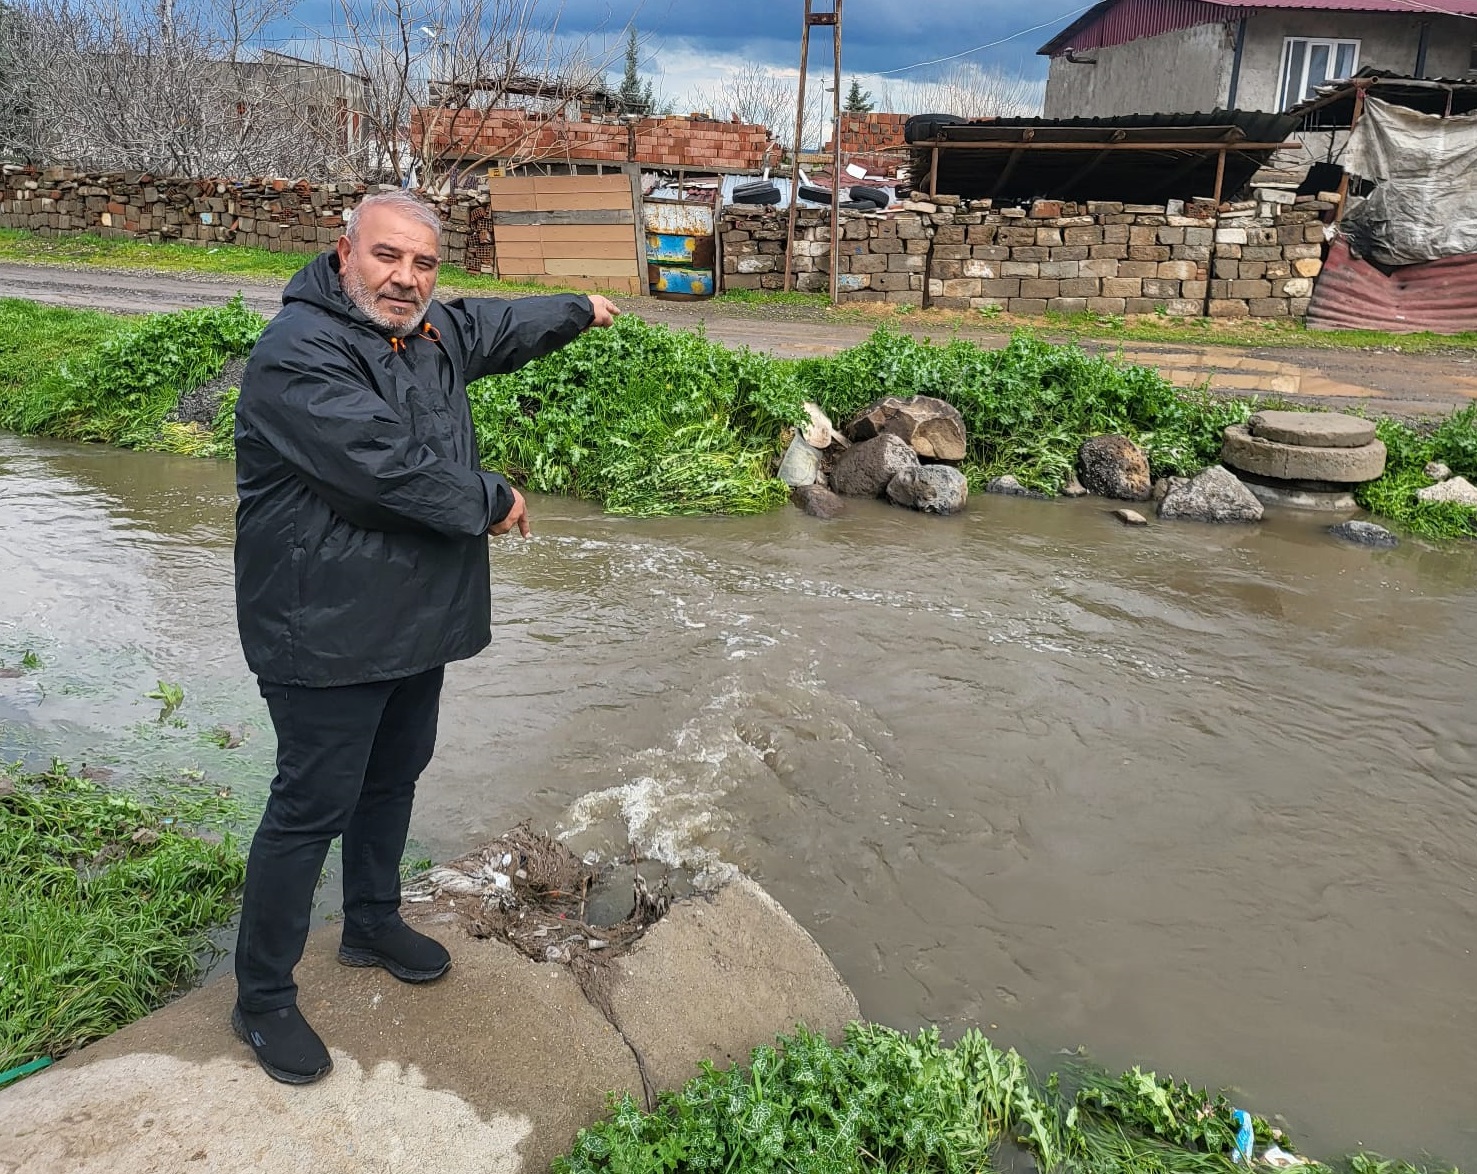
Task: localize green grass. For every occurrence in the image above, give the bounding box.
[0,228,577,296]
[554,1024,1458,1174]
[1,296,1473,536]
[1355,407,1477,540]
[0,761,246,1069]
[0,295,264,447]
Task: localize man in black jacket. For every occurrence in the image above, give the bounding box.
[231,189,618,1084]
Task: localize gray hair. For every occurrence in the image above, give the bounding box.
[345,190,444,244]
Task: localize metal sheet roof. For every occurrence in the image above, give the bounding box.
[1307,236,1477,333]
[1040,0,1477,56]
[906,110,1303,203]
[1292,71,1477,126]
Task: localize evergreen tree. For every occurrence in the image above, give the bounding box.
[617,27,650,115]
[844,78,874,114]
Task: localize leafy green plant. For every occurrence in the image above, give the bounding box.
[0,761,245,1068]
[145,680,185,722]
[1356,407,1477,541]
[0,296,263,446]
[20,651,41,671]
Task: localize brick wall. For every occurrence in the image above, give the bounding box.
[0,166,488,268]
[414,109,777,172]
[824,112,909,156]
[720,194,1331,318]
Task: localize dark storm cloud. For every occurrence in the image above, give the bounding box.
[286,0,1072,77]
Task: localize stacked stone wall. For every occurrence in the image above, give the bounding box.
[720,194,1334,318]
[0,166,488,268]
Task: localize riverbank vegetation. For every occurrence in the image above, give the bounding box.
[0,761,245,1071]
[555,1024,1454,1174]
[0,298,1472,537]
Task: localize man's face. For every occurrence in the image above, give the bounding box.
[337,204,440,337]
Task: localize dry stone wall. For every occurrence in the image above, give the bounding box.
[0,166,488,268]
[720,194,1334,319]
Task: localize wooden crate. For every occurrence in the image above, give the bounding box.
[487,172,645,296]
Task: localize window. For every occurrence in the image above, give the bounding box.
[1278,38,1360,109]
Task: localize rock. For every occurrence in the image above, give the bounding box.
[1221,425,1386,483]
[831,433,919,498]
[1248,410,1377,449]
[1329,520,1398,548]
[886,465,969,514]
[777,435,821,488]
[1114,508,1148,526]
[1078,435,1151,501]
[1424,461,1452,482]
[985,474,1048,499]
[1151,477,1171,502]
[790,483,846,519]
[1157,465,1264,523]
[800,402,834,449]
[847,395,967,461]
[1416,475,1477,507]
[1241,478,1357,511]
[1061,475,1089,498]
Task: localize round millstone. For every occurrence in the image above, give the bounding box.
[1221,425,1386,484]
[1248,410,1377,449]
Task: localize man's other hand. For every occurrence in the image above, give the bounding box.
[586,295,620,328]
[490,488,531,538]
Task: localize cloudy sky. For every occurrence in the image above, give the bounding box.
[284,0,1084,113]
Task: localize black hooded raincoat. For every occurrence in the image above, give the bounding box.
[234,251,594,687]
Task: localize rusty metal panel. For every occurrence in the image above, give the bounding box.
[1307,237,1477,335]
[1040,0,1231,56]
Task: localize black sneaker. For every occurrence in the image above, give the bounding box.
[338,922,451,983]
[231,1003,332,1085]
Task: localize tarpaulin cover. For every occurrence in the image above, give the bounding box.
[1342,97,1477,267]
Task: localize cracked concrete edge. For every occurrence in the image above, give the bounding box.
[0,872,859,1174]
[605,874,861,1093]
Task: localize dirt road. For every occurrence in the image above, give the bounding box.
[6,261,1474,416]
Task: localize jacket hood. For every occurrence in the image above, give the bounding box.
[285,250,403,336]
[283,250,359,320]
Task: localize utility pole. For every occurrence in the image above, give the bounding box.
[783,0,844,304]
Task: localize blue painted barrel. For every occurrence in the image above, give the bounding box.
[649,265,716,297]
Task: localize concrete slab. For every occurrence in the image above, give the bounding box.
[0,875,857,1174]
[607,875,860,1091]
[1249,410,1377,449]
[1221,425,1386,483]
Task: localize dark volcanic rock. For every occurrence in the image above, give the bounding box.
[1078,434,1151,501]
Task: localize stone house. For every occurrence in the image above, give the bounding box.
[1039,0,1477,116]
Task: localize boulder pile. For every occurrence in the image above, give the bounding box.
[781,396,969,517]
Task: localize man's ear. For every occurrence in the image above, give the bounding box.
[336,235,352,267]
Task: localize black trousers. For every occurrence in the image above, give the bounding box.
[234,665,444,1012]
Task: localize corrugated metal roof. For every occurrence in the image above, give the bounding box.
[906,109,1303,202]
[1292,70,1477,125]
[1040,0,1477,56]
[1307,237,1477,334]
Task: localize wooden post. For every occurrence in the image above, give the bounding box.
[829,0,844,305]
[623,162,648,298]
[783,1,814,293]
[928,145,939,198]
[1334,84,1367,225]
[1204,147,1228,319]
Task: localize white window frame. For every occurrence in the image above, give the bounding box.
[1278,38,1361,109]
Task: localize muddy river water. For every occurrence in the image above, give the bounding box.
[2,431,1475,1163]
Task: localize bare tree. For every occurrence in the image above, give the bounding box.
[878,64,1042,120]
[695,60,827,154]
[327,0,623,190]
[0,0,362,176]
